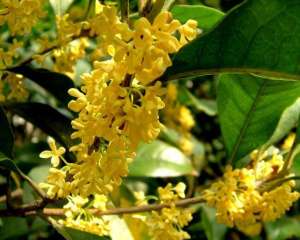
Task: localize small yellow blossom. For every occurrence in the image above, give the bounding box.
[282,132,296,150]
[39,137,65,167]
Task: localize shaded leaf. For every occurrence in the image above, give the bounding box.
[165,0,300,81]
[10,66,74,105]
[5,102,74,148]
[0,217,29,239]
[201,206,227,240]
[178,86,217,116]
[129,140,195,177]
[0,158,19,172]
[171,5,224,32]
[217,74,300,166]
[0,107,14,159]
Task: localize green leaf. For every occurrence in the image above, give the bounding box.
[106,215,134,240]
[171,5,224,32]
[178,86,217,116]
[0,107,14,159]
[165,0,300,81]
[265,217,300,240]
[10,66,74,106]
[5,102,74,148]
[49,0,74,15]
[0,217,29,239]
[129,140,195,177]
[265,98,300,148]
[217,74,300,166]
[159,128,205,158]
[201,206,227,240]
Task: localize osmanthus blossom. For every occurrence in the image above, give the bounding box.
[203,148,300,236]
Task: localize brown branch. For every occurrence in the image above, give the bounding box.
[0,195,204,217]
[5,28,92,71]
[0,188,23,203]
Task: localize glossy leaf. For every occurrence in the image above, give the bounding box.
[217,74,300,166]
[171,5,224,32]
[164,0,300,81]
[10,66,74,105]
[129,140,195,177]
[5,102,74,148]
[0,107,14,159]
[49,0,74,15]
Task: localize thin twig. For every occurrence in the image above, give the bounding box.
[0,188,23,203]
[5,172,14,209]
[0,195,204,217]
[15,168,47,199]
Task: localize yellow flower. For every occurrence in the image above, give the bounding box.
[142,182,192,240]
[203,148,300,236]
[282,132,296,150]
[39,137,65,167]
[0,0,45,35]
[39,168,71,198]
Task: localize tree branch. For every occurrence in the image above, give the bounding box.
[0,195,204,217]
[0,188,23,203]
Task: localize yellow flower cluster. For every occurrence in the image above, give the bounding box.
[58,195,110,236]
[163,83,195,155]
[52,38,88,78]
[203,149,300,236]
[0,0,45,35]
[39,4,198,199]
[135,182,193,240]
[0,40,22,68]
[0,72,28,102]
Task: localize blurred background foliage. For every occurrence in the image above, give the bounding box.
[1,0,300,240]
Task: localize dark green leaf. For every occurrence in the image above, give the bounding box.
[0,107,14,159]
[217,74,300,166]
[10,66,74,105]
[171,5,224,32]
[5,102,74,148]
[178,86,217,116]
[129,140,195,177]
[0,158,19,172]
[0,217,29,239]
[165,0,300,81]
